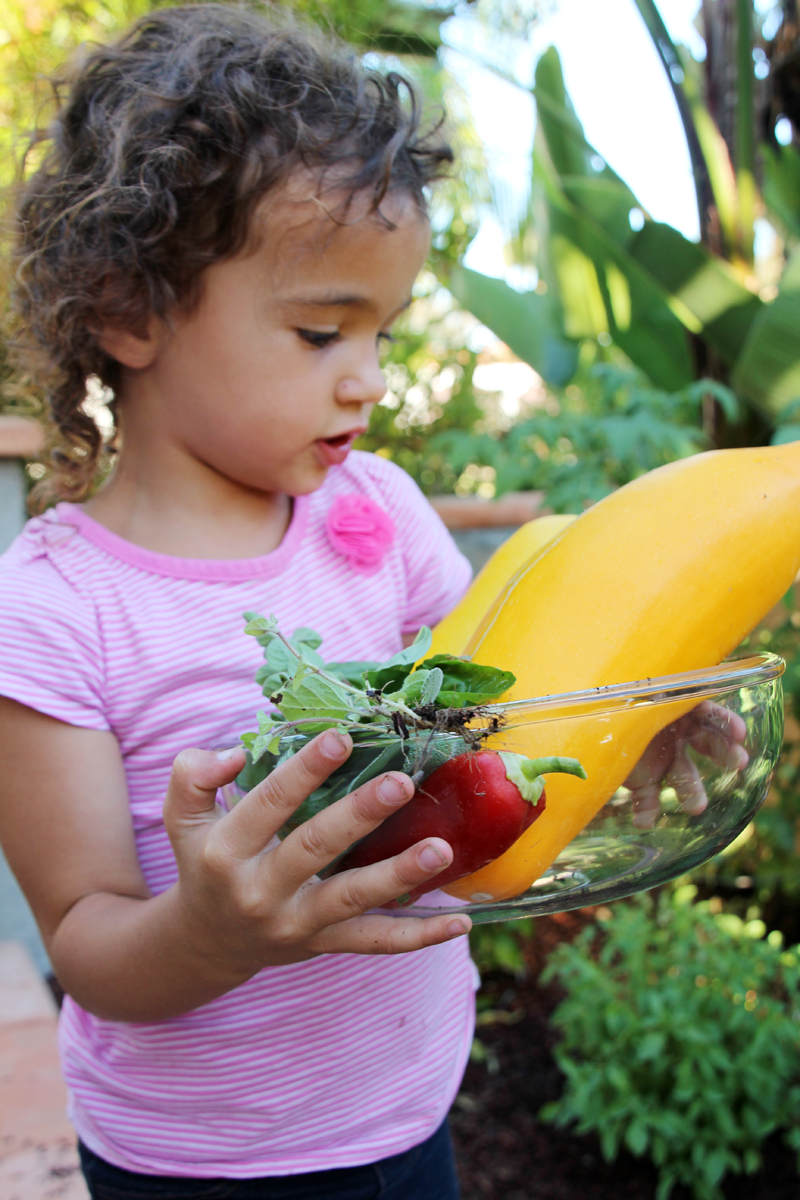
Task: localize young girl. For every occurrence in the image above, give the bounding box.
[0,6,477,1196]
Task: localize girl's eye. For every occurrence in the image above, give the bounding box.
[378,331,397,348]
[297,329,340,349]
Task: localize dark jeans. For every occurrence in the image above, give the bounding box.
[77,1120,461,1200]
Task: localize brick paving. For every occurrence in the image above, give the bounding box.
[0,942,87,1200]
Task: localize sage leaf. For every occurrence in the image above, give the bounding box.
[419,666,444,706]
[273,663,367,729]
[396,669,431,706]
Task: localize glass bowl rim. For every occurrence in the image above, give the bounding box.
[483,651,784,723]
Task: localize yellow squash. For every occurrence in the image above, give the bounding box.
[444,443,800,903]
[427,514,577,659]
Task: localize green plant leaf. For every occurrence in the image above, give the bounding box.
[365,627,433,692]
[629,221,763,367]
[323,660,373,686]
[398,668,434,706]
[732,246,800,417]
[419,667,444,706]
[445,263,579,387]
[771,424,800,447]
[626,1117,649,1157]
[419,654,516,705]
[762,144,800,242]
[249,712,284,763]
[403,733,466,778]
[532,50,695,390]
[529,47,776,394]
[272,663,365,728]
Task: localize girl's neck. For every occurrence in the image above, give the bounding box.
[83,447,293,561]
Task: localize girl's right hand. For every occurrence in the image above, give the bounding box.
[163,729,471,977]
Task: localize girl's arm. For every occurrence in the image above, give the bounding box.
[0,697,469,1022]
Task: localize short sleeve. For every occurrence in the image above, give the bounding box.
[0,540,109,731]
[357,456,472,634]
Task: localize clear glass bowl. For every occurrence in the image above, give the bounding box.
[223,653,784,926]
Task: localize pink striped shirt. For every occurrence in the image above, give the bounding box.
[0,451,477,1178]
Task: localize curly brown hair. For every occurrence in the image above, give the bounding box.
[10,2,452,510]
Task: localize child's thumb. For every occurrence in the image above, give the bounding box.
[163,746,246,834]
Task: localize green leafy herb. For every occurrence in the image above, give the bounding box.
[540,888,800,1200]
[236,614,517,830]
[364,627,434,692]
[272,663,369,730]
[419,654,516,707]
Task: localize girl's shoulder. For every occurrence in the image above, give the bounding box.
[0,506,109,730]
[0,504,93,601]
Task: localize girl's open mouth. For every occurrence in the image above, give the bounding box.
[314,431,362,467]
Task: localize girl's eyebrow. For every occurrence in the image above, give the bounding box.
[283,293,413,315]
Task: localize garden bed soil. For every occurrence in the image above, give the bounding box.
[449,910,800,1200]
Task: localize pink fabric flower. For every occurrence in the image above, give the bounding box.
[326,493,395,575]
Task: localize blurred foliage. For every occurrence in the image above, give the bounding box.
[362,324,739,509]
[288,0,458,58]
[427,361,737,511]
[469,916,534,977]
[454,40,800,433]
[541,887,800,1200]
[695,580,800,900]
[0,0,157,192]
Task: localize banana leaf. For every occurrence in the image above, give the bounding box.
[762,144,800,242]
[544,181,695,390]
[446,263,579,387]
[531,47,766,384]
[629,222,763,366]
[732,247,800,416]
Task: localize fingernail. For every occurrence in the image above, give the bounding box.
[321,730,348,758]
[447,920,470,938]
[216,747,237,762]
[378,774,410,805]
[419,844,449,871]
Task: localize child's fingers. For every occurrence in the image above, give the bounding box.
[300,837,455,928]
[215,730,353,861]
[684,704,749,770]
[163,746,247,839]
[668,747,708,815]
[307,911,472,957]
[631,783,661,829]
[267,770,416,897]
[687,726,749,771]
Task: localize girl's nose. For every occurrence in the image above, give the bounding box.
[335,351,387,407]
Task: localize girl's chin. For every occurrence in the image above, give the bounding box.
[277,460,331,496]
[235,450,332,496]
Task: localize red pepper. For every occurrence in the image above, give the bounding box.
[333,750,586,904]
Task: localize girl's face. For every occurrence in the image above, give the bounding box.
[123,187,431,498]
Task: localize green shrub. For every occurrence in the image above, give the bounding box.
[469,917,534,978]
[540,887,800,1200]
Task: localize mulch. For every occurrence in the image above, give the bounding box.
[449,911,800,1200]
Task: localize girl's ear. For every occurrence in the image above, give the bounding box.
[95,314,166,369]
